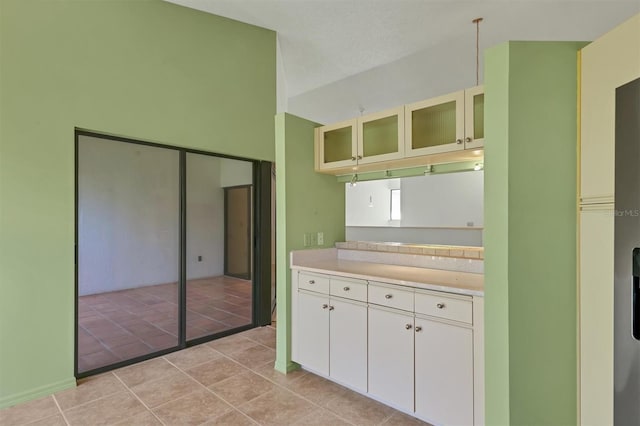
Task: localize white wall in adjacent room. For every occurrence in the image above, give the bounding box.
[220,157,253,187]
[78,138,255,295]
[78,135,180,296]
[186,153,225,281]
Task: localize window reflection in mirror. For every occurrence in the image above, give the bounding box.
[390,189,401,221]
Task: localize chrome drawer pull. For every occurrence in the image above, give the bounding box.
[385,294,393,299]
[343,286,350,291]
[436,303,445,309]
[329,305,334,311]
[322,304,328,309]
[405,324,412,330]
[415,326,423,332]
[308,280,315,284]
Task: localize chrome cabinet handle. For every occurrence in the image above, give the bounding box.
[357,155,363,160]
[343,286,350,291]
[465,137,472,143]
[308,280,315,284]
[385,294,393,299]
[351,156,356,161]
[322,304,328,309]
[456,139,463,144]
[405,324,413,330]
[415,326,423,332]
[436,303,445,309]
[329,305,334,311]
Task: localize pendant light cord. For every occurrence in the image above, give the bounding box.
[472,17,483,86]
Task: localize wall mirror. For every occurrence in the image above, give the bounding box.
[345,170,484,246]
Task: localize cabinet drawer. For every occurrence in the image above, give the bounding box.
[330,278,367,302]
[368,282,413,311]
[415,292,472,324]
[298,272,330,294]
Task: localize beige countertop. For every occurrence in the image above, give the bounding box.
[291,255,484,297]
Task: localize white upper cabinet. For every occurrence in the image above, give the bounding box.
[357,106,405,165]
[405,86,484,157]
[315,119,358,171]
[405,90,466,157]
[315,85,484,174]
[464,85,485,150]
[315,107,404,171]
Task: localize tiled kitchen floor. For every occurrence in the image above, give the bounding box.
[0,326,430,426]
[78,276,252,373]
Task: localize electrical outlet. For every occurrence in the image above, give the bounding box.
[317,232,324,245]
[310,232,317,246]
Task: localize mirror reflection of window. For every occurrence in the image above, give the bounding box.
[390,189,401,220]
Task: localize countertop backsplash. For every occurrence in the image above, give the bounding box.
[335,241,484,274]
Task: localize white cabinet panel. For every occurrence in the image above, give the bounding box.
[415,318,474,426]
[415,291,472,324]
[330,277,367,302]
[329,298,368,392]
[298,272,330,293]
[296,291,330,376]
[579,207,615,425]
[464,85,484,150]
[369,282,414,311]
[368,306,414,411]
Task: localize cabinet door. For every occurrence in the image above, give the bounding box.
[329,298,368,392]
[296,291,330,376]
[405,91,465,157]
[315,119,358,171]
[357,106,404,165]
[368,306,414,411]
[415,318,474,426]
[464,85,484,149]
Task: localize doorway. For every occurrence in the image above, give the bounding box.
[224,185,252,280]
[75,130,272,377]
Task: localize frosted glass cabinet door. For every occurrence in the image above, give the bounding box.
[405,91,465,157]
[415,317,474,426]
[464,85,484,150]
[315,119,357,171]
[296,291,330,376]
[368,306,414,412]
[357,106,405,165]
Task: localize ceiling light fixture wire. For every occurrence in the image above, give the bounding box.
[472,17,483,86]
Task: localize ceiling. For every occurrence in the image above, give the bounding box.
[165,0,640,98]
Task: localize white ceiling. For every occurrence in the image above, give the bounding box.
[165,0,640,98]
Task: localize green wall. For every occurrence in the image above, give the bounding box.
[0,0,275,408]
[274,113,345,373]
[484,41,586,425]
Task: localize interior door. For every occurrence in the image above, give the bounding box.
[225,185,252,279]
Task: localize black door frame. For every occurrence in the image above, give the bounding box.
[74,129,273,379]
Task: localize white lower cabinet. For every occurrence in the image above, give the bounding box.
[329,298,368,392]
[295,287,368,392]
[292,269,483,425]
[296,291,329,376]
[368,306,415,411]
[415,316,474,426]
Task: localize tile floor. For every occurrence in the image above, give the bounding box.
[78,276,252,373]
[0,326,430,426]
